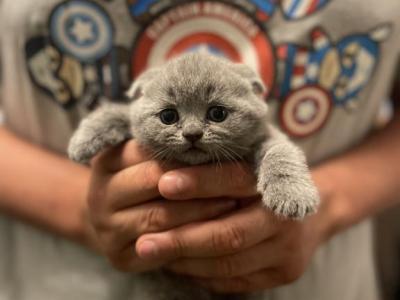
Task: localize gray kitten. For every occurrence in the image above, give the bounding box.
[68,53,319,300]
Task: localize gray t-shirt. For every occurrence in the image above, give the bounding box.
[0,0,399,299]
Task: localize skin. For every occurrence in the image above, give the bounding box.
[0,108,400,294]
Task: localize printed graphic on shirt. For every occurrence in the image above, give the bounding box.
[280,0,331,20]
[24,0,334,110]
[126,0,174,24]
[49,0,114,63]
[131,1,276,98]
[126,0,332,24]
[23,0,391,142]
[26,37,83,108]
[280,85,332,137]
[277,25,391,137]
[26,35,130,109]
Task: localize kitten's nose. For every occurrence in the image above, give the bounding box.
[183,132,203,143]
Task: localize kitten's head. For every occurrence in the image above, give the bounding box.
[127,53,269,165]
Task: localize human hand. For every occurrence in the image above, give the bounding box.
[85,140,238,272]
[134,163,336,293]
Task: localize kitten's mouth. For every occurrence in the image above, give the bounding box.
[184,145,207,154]
[177,145,211,164]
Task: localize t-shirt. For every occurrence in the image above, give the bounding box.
[0,0,399,299]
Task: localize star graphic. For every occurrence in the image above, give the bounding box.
[196,44,212,54]
[70,17,95,44]
[296,99,317,123]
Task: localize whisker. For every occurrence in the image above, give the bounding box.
[150,147,175,167]
[215,145,233,164]
[219,144,247,174]
[214,148,223,170]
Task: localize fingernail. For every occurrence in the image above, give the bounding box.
[161,173,188,195]
[137,240,158,259]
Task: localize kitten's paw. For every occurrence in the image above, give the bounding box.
[68,138,101,164]
[68,127,130,164]
[257,175,319,219]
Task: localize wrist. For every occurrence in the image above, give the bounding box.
[72,169,102,252]
[55,162,101,252]
[310,163,355,243]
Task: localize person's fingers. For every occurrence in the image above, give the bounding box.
[193,269,288,293]
[158,162,257,200]
[99,198,238,251]
[135,202,281,260]
[105,160,176,210]
[104,244,167,273]
[93,140,154,173]
[166,238,282,278]
[89,159,177,214]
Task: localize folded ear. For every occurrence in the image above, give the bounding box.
[126,68,160,100]
[231,64,267,96]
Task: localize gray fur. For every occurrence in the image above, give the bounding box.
[68,53,319,299]
[68,104,131,164]
[255,125,319,218]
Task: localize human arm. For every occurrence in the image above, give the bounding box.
[0,126,92,244]
[0,127,236,264]
[129,109,400,293]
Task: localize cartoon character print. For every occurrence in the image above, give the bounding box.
[26,36,86,108]
[24,0,389,142]
[280,0,331,20]
[277,25,391,138]
[26,0,131,110]
[244,0,332,21]
[26,0,334,111]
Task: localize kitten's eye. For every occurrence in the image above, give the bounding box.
[207,106,228,122]
[160,109,179,125]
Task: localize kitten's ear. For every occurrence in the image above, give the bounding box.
[232,64,267,96]
[126,68,160,100]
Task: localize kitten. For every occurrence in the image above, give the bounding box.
[68,53,319,299]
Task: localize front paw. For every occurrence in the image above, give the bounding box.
[257,174,319,219]
[68,126,130,164]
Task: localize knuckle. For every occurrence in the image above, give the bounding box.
[215,257,238,278]
[89,214,110,233]
[169,234,185,258]
[212,224,246,253]
[142,206,168,232]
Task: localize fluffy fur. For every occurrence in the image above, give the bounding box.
[68,53,319,299]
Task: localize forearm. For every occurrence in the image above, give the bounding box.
[0,126,92,246]
[313,110,400,239]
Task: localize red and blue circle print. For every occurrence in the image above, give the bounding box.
[131,1,275,97]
